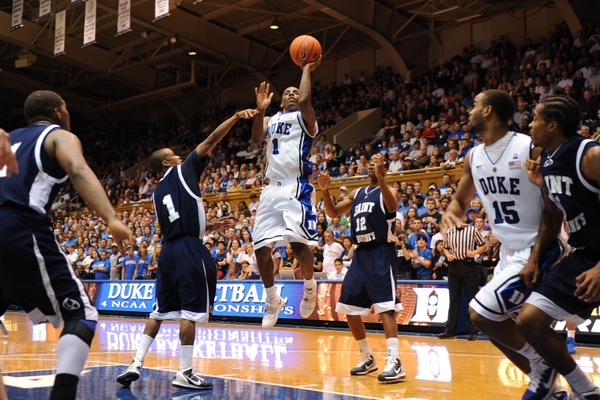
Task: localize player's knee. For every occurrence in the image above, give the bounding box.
[515,309,537,339]
[469,307,486,330]
[60,319,96,347]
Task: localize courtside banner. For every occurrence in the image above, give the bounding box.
[84,281,449,327]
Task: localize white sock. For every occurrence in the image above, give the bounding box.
[516,343,541,362]
[180,345,194,371]
[356,338,372,359]
[386,337,399,359]
[564,366,597,394]
[265,285,277,301]
[304,278,315,291]
[568,329,576,339]
[135,334,154,362]
[56,334,91,376]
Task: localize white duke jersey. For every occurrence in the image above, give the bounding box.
[470,132,544,250]
[265,111,318,181]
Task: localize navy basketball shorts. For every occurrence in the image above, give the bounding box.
[470,240,563,322]
[253,178,318,251]
[150,237,216,323]
[336,244,403,315]
[0,208,98,328]
[526,248,600,325]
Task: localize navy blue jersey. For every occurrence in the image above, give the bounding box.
[350,186,396,245]
[0,124,67,214]
[152,151,207,242]
[541,137,600,249]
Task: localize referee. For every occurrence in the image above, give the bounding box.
[438,225,488,340]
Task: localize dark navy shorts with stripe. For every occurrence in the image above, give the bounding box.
[0,208,98,328]
[151,236,216,323]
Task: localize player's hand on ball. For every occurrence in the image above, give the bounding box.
[254,82,274,111]
[304,55,322,72]
[317,173,330,190]
[525,158,544,188]
[236,109,260,120]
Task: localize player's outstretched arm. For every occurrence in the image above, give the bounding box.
[198,109,259,158]
[298,56,321,137]
[0,128,18,177]
[251,82,273,146]
[46,130,135,255]
[440,149,476,233]
[317,173,353,218]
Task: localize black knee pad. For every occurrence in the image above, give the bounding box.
[60,319,96,347]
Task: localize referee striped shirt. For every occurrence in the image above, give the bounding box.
[444,225,485,260]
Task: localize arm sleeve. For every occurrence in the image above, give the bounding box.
[180,151,207,197]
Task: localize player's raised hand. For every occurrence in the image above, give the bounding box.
[236,109,260,120]
[317,173,330,190]
[0,128,18,177]
[440,212,466,234]
[371,154,386,178]
[575,265,600,303]
[254,82,274,111]
[304,55,322,72]
[525,158,544,188]
[108,219,135,256]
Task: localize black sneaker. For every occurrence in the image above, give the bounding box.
[172,368,213,390]
[350,354,378,375]
[378,357,407,383]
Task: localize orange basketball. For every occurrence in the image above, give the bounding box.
[290,35,322,67]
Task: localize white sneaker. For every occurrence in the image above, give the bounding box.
[172,368,213,390]
[116,357,143,387]
[299,284,317,319]
[262,294,286,329]
[377,356,407,383]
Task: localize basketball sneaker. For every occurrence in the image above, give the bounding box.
[574,388,600,400]
[566,337,576,354]
[116,357,143,387]
[552,382,575,400]
[350,354,378,376]
[523,359,558,400]
[377,357,407,383]
[262,294,286,329]
[172,368,213,390]
[299,284,317,319]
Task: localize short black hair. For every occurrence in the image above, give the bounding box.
[416,234,428,242]
[481,90,515,125]
[538,96,582,138]
[24,90,64,124]
[149,148,170,173]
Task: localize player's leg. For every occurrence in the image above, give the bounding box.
[565,321,577,354]
[290,242,317,319]
[117,318,162,386]
[172,239,214,390]
[255,245,286,329]
[378,310,406,383]
[517,303,597,398]
[346,314,378,375]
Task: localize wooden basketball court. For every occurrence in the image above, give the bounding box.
[1,312,598,399]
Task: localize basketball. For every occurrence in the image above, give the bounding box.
[290,35,322,67]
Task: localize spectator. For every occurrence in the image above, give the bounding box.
[238,260,259,280]
[410,234,433,280]
[239,243,258,275]
[91,250,111,280]
[134,245,152,279]
[332,259,348,280]
[322,231,344,279]
[109,244,124,280]
[431,238,449,280]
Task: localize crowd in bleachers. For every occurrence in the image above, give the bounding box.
[48,19,600,281]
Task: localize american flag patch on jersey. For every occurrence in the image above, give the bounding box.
[508,160,522,170]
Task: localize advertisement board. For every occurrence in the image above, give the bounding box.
[82,280,450,327]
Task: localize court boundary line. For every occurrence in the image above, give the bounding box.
[3,364,430,400]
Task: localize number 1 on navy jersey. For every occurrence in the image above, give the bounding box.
[162,194,180,222]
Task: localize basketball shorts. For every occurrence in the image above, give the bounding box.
[526,247,600,325]
[150,237,216,323]
[253,178,318,251]
[469,241,563,322]
[0,208,98,328]
[336,244,403,315]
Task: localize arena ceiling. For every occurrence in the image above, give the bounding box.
[0,0,546,117]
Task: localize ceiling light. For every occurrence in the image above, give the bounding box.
[141,31,148,38]
[189,50,197,56]
[270,20,279,30]
[169,36,177,44]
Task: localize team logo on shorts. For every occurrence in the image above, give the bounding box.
[62,298,81,311]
